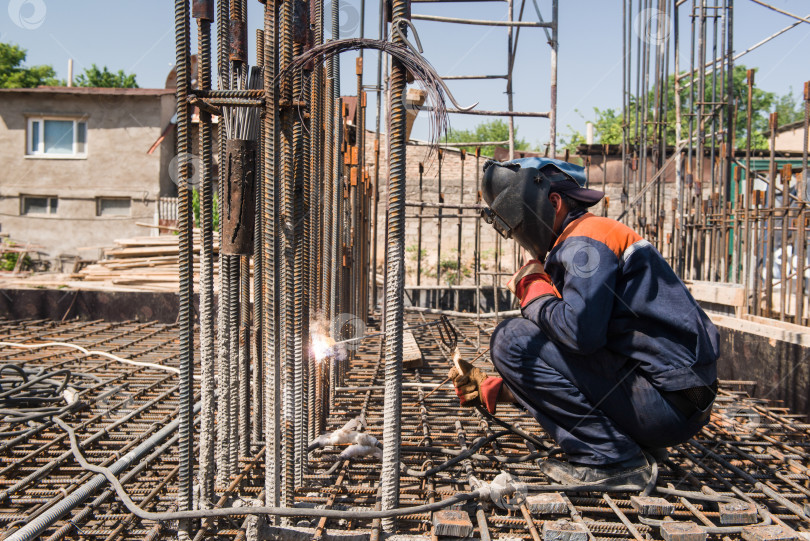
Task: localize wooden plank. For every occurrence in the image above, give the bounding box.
[402,331,423,369]
[686,280,745,308]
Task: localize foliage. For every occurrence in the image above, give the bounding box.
[561,66,787,152]
[560,107,623,152]
[192,189,219,231]
[406,244,426,262]
[74,64,138,88]
[0,252,31,272]
[439,258,471,285]
[0,42,61,88]
[774,88,805,126]
[445,119,531,156]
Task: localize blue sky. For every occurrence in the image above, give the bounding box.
[2,0,808,147]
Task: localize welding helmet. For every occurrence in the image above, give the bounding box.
[505,157,604,206]
[480,160,557,260]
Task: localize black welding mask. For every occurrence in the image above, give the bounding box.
[480,161,556,260]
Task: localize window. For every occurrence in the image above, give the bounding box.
[97,197,131,217]
[27,117,88,157]
[21,196,58,216]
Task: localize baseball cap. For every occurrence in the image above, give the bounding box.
[504,157,605,206]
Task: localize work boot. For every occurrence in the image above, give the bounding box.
[540,454,652,491]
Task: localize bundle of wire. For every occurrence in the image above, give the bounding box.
[220,63,263,140]
[0,364,87,428]
[277,38,450,147]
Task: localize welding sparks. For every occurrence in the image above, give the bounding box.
[311,333,336,362]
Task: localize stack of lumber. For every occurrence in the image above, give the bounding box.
[73,232,241,292]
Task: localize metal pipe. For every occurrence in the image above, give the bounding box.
[410,13,551,26]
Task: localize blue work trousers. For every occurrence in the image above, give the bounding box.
[490,318,709,466]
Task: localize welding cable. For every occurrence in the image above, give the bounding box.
[0,364,85,424]
[400,429,513,477]
[53,417,489,522]
[324,458,346,476]
[0,342,201,381]
[475,405,549,451]
[0,368,71,401]
[401,445,547,464]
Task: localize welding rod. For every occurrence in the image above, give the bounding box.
[412,347,490,407]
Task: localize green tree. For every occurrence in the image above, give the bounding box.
[774,88,804,126]
[75,64,138,88]
[192,189,219,232]
[562,65,777,151]
[560,107,624,152]
[445,119,530,156]
[0,42,60,88]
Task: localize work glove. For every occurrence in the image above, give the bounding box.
[507,259,555,308]
[448,358,503,414]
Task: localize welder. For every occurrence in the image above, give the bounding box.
[450,157,719,490]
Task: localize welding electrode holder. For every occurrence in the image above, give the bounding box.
[480,162,556,260]
[222,139,256,255]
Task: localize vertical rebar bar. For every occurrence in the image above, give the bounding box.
[216,0,232,491]
[239,254,250,457]
[262,0,282,514]
[253,27,265,448]
[279,0,296,508]
[549,0,558,157]
[196,3,216,507]
[381,1,409,530]
[765,112,778,317]
[310,0,325,442]
[173,0,194,536]
[797,82,810,325]
[436,149,443,286]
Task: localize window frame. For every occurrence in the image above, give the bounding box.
[20,195,58,216]
[26,115,88,158]
[96,197,132,218]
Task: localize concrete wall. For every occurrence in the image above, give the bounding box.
[0,92,175,264]
[774,123,806,153]
[709,313,810,416]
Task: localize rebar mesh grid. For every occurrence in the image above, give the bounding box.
[0,316,807,540]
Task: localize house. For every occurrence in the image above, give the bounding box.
[0,86,177,267]
[773,120,807,153]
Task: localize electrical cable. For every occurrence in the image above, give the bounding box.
[0,342,201,381]
[0,364,87,425]
[475,405,549,451]
[54,417,488,521]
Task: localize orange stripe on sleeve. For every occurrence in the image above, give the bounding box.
[553,213,643,258]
